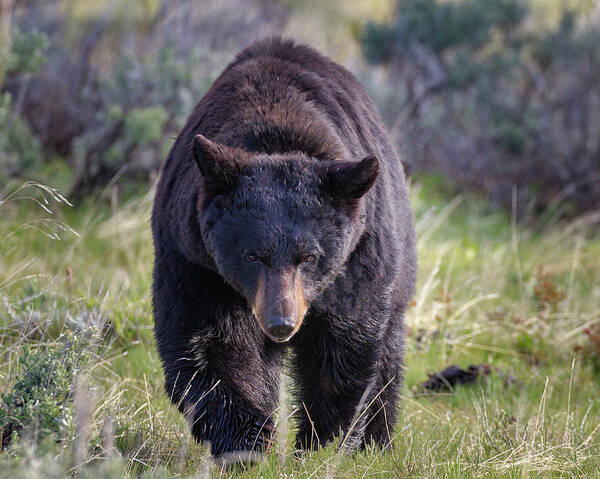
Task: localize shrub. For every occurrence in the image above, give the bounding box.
[362,0,600,215]
[574,324,600,376]
[0,25,47,185]
[0,332,91,448]
[3,0,287,196]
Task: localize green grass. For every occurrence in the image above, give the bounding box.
[1,177,599,478]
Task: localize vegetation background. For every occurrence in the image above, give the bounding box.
[1,0,599,477]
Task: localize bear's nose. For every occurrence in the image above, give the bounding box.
[267,316,296,341]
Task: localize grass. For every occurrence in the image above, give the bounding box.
[0,176,599,478]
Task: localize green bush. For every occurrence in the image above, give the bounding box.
[0,27,47,185]
[6,0,287,196]
[0,332,91,448]
[124,107,168,145]
[362,0,600,215]
[5,28,48,77]
[0,93,43,182]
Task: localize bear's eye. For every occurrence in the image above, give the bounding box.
[300,254,315,264]
[246,254,260,263]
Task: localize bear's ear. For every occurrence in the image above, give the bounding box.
[324,156,379,202]
[192,134,247,195]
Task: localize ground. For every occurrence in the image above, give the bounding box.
[0,176,599,478]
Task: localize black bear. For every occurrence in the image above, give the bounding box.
[151,37,416,459]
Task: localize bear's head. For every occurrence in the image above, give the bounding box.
[193,134,378,343]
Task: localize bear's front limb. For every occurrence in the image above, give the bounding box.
[362,301,406,447]
[178,365,279,460]
[153,255,284,459]
[290,312,388,451]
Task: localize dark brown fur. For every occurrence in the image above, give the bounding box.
[152,37,416,458]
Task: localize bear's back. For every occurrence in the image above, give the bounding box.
[232,37,367,98]
[227,38,384,153]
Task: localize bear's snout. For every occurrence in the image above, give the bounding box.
[252,267,308,342]
[266,314,296,342]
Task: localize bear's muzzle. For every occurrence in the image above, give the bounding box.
[252,267,308,342]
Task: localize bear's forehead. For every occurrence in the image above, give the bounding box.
[245,155,322,186]
[231,186,321,219]
[235,169,324,211]
[234,219,322,256]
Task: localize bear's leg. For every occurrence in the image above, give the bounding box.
[362,291,408,447]
[153,253,285,461]
[361,324,404,447]
[290,315,385,451]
